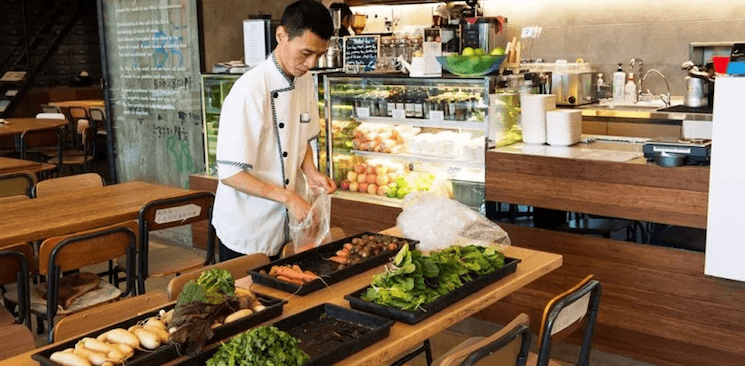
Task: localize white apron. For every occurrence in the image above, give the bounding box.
[212,54,321,255]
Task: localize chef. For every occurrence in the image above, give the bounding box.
[213,0,336,260]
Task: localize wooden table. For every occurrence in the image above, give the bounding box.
[0,118,68,137]
[0,157,42,175]
[0,181,196,248]
[487,140,709,229]
[0,227,563,366]
[48,100,105,112]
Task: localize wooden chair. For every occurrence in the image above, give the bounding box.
[0,172,35,197]
[37,221,138,343]
[46,121,95,174]
[0,244,34,329]
[281,226,346,258]
[0,194,30,203]
[433,314,532,366]
[20,126,64,176]
[52,291,169,342]
[32,172,104,197]
[530,275,602,366]
[0,324,36,360]
[40,104,62,114]
[67,106,89,149]
[166,253,270,301]
[88,107,107,154]
[136,192,217,294]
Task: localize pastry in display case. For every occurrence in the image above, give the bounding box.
[201,73,241,176]
[324,75,489,212]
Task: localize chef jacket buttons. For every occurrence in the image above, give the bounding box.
[279,122,285,128]
[283,152,288,158]
[285,179,290,185]
[272,92,279,98]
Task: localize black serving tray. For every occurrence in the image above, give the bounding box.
[31,293,286,366]
[250,232,418,296]
[345,257,521,325]
[174,303,394,366]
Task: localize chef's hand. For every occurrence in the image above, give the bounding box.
[306,169,337,194]
[285,191,312,222]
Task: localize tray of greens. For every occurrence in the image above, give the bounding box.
[344,244,519,324]
[176,304,393,366]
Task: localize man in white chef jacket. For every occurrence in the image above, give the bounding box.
[213,1,336,260]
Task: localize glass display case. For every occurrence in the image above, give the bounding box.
[324,74,489,212]
[201,73,241,176]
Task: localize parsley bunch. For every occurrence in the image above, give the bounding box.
[207,326,309,366]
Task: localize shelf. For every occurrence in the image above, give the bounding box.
[350,150,485,170]
[354,116,486,131]
[333,190,403,208]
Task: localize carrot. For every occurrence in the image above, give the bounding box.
[343,243,353,250]
[274,266,318,281]
[277,275,303,285]
[330,256,348,264]
[336,249,349,257]
[292,265,302,273]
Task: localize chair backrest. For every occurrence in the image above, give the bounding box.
[88,107,105,122]
[53,292,169,342]
[437,314,532,366]
[35,112,65,120]
[40,105,62,114]
[0,243,34,327]
[0,172,35,197]
[536,275,602,366]
[166,253,271,301]
[68,106,88,121]
[0,194,30,203]
[33,172,104,198]
[20,127,63,159]
[38,220,138,276]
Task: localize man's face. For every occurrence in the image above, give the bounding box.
[276,27,329,77]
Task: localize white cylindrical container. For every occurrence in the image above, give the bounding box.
[520,94,556,144]
[546,109,582,146]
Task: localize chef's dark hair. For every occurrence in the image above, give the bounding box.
[281,0,334,41]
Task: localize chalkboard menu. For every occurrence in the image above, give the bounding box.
[344,35,380,72]
[97,0,204,188]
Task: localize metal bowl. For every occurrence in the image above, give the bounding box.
[654,152,686,167]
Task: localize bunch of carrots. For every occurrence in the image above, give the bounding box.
[329,243,355,265]
[268,265,319,285]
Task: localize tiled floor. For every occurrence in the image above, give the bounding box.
[16,241,657,365]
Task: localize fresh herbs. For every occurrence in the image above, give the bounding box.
[361,244,505,311]
[206,326,309,366]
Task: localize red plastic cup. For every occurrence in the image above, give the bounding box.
[712,56,730,73]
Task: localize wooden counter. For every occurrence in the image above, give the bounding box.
[486,141,709,229]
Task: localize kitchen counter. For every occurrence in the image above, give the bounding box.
[573,97,713,122]
[487,139,709,228]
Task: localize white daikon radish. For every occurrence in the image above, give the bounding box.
[132,328,161,350]
[225,309,253,323]
[78,338,123,360]
[96,331,109,342]
[253,304,266,312]
[111,343,134,359]
[143,325,170,343]
[104,328,140,349]
[210,322,222,329]
[145,317,166,330]
[72,347,109,366]
[50,351,92,366]
[127,325,142,333]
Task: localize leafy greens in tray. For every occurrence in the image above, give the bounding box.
[206,326,309,366]
[361,244,505,311]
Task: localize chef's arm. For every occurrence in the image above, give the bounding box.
[221,171,311,221]
[302,142,337,193]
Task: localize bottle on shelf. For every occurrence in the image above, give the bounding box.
[404,88,416,118]
[612,63,626,101]
[624,72,637,103]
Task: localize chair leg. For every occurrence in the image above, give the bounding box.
[389,339,433,366]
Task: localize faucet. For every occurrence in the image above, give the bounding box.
[641,69,672,107]
[629,58,643,100]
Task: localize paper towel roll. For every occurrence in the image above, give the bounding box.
[546,109,582,146]
[520,94,556,144]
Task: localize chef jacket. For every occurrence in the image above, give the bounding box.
[212,53,321,256]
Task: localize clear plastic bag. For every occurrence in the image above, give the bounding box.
[397,192,510,253]
[288,187,331,254]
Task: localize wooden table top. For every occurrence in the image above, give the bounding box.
[487,140,709,228]
[0,157,42,175]
[0,118,68,137]
[0,181,196,247]
[0,227,562,366]
[48,100,105,109]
